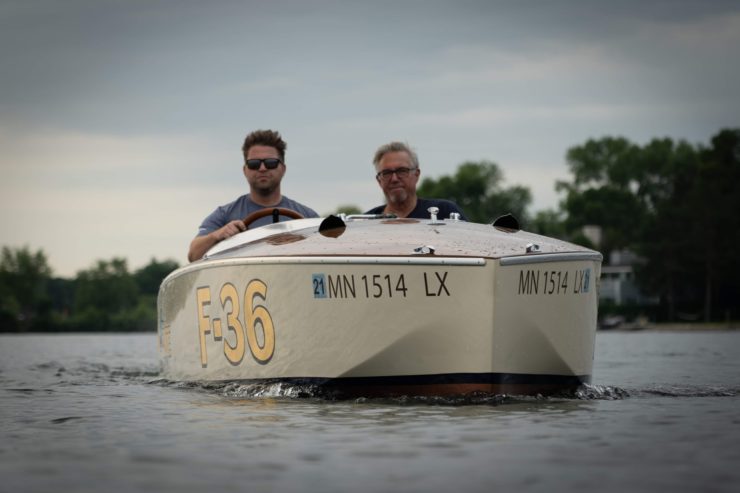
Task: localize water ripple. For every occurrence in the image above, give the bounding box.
[636,385,738,398]
[49,416,86,424]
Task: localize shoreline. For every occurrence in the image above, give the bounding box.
[600,322,739,332]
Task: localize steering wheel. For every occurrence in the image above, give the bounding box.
[242,207,304,229]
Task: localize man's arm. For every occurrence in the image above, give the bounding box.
[187,220,247,262]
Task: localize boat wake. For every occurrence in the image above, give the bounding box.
[149,379,632,404]
[33,361,736,404]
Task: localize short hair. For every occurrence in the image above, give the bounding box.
[372,141,419,169]
[242,129,287,162]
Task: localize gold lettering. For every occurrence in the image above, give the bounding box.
[244,279,275,363]
[220,283,246,364]
[196,286,211,367]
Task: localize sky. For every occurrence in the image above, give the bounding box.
[1,0,739,277]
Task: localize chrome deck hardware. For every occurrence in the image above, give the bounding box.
[413,245,436,255]
[427,207,444,225]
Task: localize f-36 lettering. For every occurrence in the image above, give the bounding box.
[197,279,275,368]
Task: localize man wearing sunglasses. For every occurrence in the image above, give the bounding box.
[365,141,467,220]
[188,129,318,261]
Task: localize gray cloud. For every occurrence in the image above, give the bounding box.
[1,0,738,275]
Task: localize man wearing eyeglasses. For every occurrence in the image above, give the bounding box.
[188,129,318,261]
[365,141,467,220]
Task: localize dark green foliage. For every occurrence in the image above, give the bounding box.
[414,128,739,322]
[135,258,180,296]
[417,160,532,224]
[75,259,139,314]
[333,204,363,215]
[0,246,53,331]
[0,252,179,332]
[559,129,740,322]
[527,209,567,238]
[556,137,647,252]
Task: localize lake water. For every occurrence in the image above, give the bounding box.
[1,331,739,493]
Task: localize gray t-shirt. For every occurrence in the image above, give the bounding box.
[197,194,319,236]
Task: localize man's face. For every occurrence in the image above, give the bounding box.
[243,145,286,196]
[375,151,419,205]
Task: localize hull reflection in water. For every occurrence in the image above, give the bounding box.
[158,213,602,397]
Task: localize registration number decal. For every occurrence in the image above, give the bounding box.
[312,271,451,299]
[517,268,591,295]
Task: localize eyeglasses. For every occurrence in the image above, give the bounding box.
[245,158,282,170]
[376,167,417,182]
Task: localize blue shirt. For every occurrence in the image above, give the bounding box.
[365,198,468,221]
[197,194,319,236]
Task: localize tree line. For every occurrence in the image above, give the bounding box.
[0,249,178,332]
[1,128,737,331]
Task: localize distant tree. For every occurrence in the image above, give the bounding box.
[558,129,740,322]
[74,258,140,331]
[630,131,740,322]
[134,258,179,296]
[631,138,700,320]
[556,137,646,254]
[75,258,137,311]
[46,277,76,330]
[417,160,532,224]
[0,251,181,332]
[528,209,567,239]
[689,129,740,321]
[333,204,363,215]
[0,246,52,331]
[130,258,180,332]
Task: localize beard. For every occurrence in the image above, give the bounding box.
[386,188,409,204]
[249,175,279,196]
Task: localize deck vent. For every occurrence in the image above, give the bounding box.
[319,215,347,238]
[492,213,520,232]
[526,243,541,253]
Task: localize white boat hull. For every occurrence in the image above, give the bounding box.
[159,221,600,396]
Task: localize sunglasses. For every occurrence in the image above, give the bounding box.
[245,158,282,170]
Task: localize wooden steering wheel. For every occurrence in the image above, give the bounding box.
[242,207,304,229]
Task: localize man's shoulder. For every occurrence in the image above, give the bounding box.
[213,194,251,212]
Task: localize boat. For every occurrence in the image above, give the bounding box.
[157,208,602,397]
